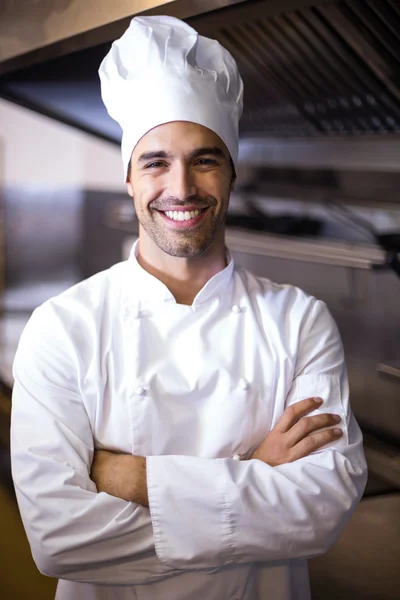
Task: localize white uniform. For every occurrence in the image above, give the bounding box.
[11,244,367,600]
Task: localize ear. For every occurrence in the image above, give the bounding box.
[126,179,134,198]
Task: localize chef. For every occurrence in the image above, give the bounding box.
[11,15,367,600]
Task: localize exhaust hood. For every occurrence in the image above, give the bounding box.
[1,0,400,144]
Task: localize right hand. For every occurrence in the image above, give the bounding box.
[251,397,342,466]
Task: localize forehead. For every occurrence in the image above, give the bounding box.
[131,121,229,159]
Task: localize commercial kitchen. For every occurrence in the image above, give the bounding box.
[0,1,399,598]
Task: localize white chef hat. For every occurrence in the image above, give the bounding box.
[99,15,244,179]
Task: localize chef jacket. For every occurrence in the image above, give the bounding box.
[11,242,367,600]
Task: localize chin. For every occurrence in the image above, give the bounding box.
[158,237,213,259]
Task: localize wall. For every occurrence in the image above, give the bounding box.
[0,97,125,189]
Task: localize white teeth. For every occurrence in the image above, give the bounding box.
[164,209,202,221]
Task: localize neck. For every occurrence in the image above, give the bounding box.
[137,230,227,305]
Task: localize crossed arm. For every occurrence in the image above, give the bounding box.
[91,397,343,507]
[11,299,367,582]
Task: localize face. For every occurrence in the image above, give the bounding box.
[126,121,234,259]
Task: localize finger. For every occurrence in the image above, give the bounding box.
[274,397,323,433]
[290,428,343,461]
[287,413,341,446]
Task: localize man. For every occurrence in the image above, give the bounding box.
[11,15,367,600]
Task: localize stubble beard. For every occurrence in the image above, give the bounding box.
[137,198,228,258]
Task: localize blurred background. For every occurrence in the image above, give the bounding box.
[0,0,400,598]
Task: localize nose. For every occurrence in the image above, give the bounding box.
[167,162,198,201]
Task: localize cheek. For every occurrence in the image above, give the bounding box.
[132,181,162,212]
[199,174,230,200]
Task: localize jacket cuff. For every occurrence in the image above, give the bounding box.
[147,455,236,569]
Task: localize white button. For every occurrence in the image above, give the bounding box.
[135,386,146,396]
[231,304,241,314]
[238,378,250,391]
[232,454,241,461]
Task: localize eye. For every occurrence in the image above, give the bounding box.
[196,158,218,166]
[145,161,166,169]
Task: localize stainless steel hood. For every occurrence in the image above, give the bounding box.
[207,0,400,136]
[1,0,400,144]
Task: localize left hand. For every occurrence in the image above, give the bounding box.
[251,397,342,466]
[91,450,148,506]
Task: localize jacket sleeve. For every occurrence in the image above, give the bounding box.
[10,304,179,585]
[147,299,368,569]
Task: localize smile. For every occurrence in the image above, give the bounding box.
[157,207,209,228]
[164,209,202,221]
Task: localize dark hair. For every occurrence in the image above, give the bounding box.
[229,156,237,183]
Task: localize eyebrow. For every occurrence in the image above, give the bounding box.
[137,151,174,164]
[189,147,226,161]
[136,146,227,165]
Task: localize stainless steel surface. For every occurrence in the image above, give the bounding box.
[238,136,400,171]
[1,0,400,140]
[226,228,386,269]
[0,0,248,63]
[377,363,400,380]
[322,2,400,107]
[363,433,400,488]
[207,0,400,136]
[0,0,249,70]
[4,185,82,287]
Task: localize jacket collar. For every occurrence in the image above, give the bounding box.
[127,239,234,306]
